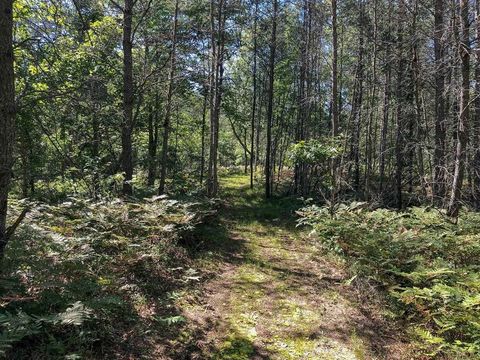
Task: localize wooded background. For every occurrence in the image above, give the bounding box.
[1,0,480,247]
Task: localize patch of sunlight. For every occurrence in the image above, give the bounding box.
[236,264,269,284]
[267,336,362,360]
[220,174,250,189]
[274,298,322,333]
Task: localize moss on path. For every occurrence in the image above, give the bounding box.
[171,174,406,360]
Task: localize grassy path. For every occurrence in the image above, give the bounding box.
[173,174,405,359]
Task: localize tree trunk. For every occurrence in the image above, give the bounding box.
[207,0,226,197]
[447,0,471,216]
[159,0,179,195]
[364,0,378,197]
[433,0,447,200]
[265,0,278,199]
[350,8,364,193]
[200,86,208,185]
[120,0,134,195]
[473,0,480,208]
[147,95,158,186]
[0,0,15,258]
[331,0,339,138]
[92,106,100,196]
[250,0,258,189]
[395,0,407,209]
[379,0,393,194]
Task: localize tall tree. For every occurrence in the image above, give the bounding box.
[207,0,227,197]
[265,0,278,198]
[448,0,471,216]
[250,0,258,189]
[119,0,135,195]
[350,2,365,192]
[395,0,407,209]
[379,0,393,194]
[159,0,180,195]
[473,0,480,208]
[331,0,339,138]
[0,0,15,257]
[330,0,340,206]
[433,0,446,200]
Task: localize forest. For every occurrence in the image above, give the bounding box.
[1,0,480,358]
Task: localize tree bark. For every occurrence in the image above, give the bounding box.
[379,0,393,194]
[265,0,278,199]
[473,0,480,208]
[147,95,158,186]
[207,0,226,197]
[159,0,179,195]
[250,0,258,189]
[120,0,134,195]
[395,0,407,209]
[448,0,471,216]
[331,0,339,138]
[0,0,15,257]
[433,0,447,199]
[350,6,364,193]
[200,85,208,185]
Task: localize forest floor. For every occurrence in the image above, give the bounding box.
[168,174,411,360]
[2,173,414,359]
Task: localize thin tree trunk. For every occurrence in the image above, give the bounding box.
[351,8,364,193]
[120,0,134,195]
[200,86,208,185]
[265,0,278,199]
[379,66,391,193]
[473,0,480,208]
[207,0,226,197]
[147,95,158,186]
[92,105,100,196]
[250,0,258,189]
[412,0,426,195]
[379,1,393,195]
[331,0,339,138]
[207,0,217,197]
[365,0,378,197]
[395,0,407,209]
[0,0,15,257]
[295,0,308,195]
[159,0,179,195]
[433,0,447,200]
[448,0,470,216]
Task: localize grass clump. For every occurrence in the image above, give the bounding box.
[298,204,480,358]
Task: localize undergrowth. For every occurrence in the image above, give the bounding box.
[298,204,480,359]
[1,194,217,359]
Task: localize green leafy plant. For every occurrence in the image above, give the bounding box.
[0,302,91,357]
[298,205,480,358]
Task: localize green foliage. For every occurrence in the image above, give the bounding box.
[288,137,343,166]
[2,194,216,358]
[298,205,480,358]
[0,302,91,357]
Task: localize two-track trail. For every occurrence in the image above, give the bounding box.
[167,174,408,360]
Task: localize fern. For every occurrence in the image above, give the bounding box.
[298,204,480,357]
[0,302,91,357]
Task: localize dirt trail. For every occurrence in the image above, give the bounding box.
[173,174,407,360]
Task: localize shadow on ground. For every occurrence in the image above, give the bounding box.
[171,174,407,360]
